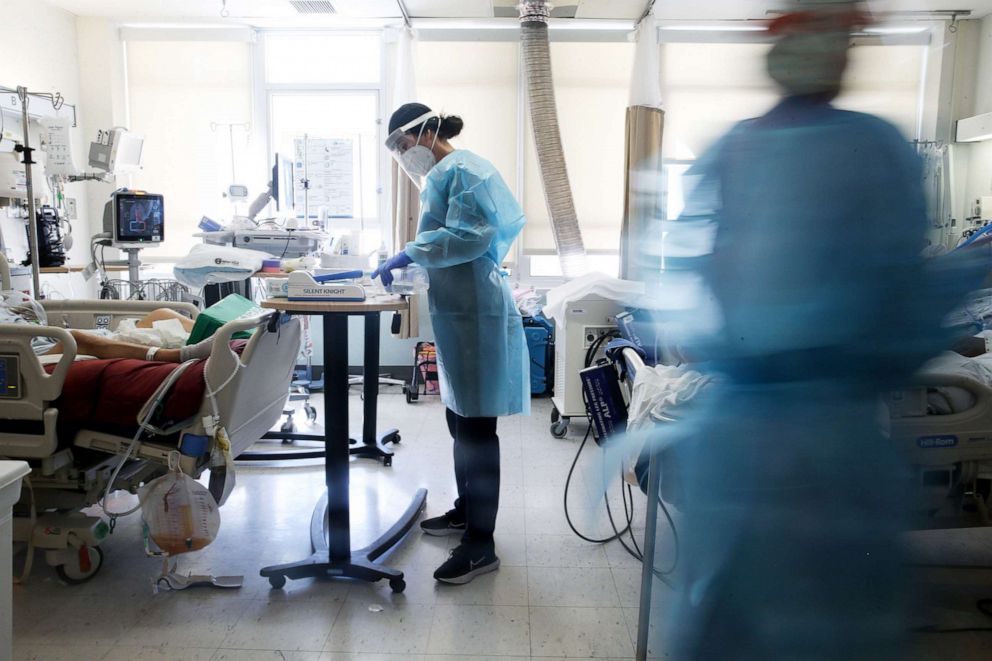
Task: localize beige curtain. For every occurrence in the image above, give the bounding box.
[390,160,422,337]
[620,105,664,281]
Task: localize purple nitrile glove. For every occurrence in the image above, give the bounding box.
[371,251,413,289]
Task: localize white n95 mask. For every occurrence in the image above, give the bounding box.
[400,145,437,179]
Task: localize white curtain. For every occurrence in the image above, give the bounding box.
[391,28,421,338]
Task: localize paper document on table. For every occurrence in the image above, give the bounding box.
[294,137,353,219]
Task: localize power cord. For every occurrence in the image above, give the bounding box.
[560,327,680,581]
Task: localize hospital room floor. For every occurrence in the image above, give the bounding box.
[10,392,992,660]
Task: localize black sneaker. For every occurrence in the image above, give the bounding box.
[433,544,500,585]
[420,510,466,537]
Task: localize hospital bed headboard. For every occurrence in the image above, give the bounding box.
[40,299,199,331]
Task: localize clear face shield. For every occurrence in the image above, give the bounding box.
[385,111,439,184]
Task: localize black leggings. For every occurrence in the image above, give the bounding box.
[446,408,500,549]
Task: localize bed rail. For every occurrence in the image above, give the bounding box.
[40,299,198,332]
[890,370,992,466]
[0,324,77,458]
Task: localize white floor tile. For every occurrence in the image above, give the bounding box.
[324,601,434,654]
[102,647,219,661]
[212,650,322,661]
[495,506,527,536]
[118,592,252,648]
[528,566,620,607]
[525,534,610,568]
[222,599,342,651]
[14,593,154,647]
[529,606,634,658]
[426,604,530,657]
[490,533,528,567]
[13,645,113,661]
[320,652,532,661]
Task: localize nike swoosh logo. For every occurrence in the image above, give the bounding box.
[469,557,487,570]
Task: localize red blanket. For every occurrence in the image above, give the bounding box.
[46,359,207,429]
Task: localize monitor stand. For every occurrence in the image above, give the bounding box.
[122,248,142,283]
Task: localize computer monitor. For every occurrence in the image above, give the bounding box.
[272,154,295,213]
[106,191,164,248]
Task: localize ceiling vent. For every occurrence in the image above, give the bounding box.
[289,1,337,14]
[494,3,578,19]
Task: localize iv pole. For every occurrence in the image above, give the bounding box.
[14,87,42,297]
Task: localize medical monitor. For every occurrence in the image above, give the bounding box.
[272,154,295,213]
[111,191,164,248]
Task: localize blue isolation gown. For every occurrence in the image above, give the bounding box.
[403,150,529,418]
[648,97,988,659]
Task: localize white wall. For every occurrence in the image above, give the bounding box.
[76,16,129,250]
[0,0,86,280]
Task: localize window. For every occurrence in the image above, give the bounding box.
[262,32,384,255]
[269,92,380,227]
[126,40,257,259]
[838,44,925,137]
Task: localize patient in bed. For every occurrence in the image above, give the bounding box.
[1,291,214,363]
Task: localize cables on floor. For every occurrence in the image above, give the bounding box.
[562,330,680,582]
[562,422,679,584]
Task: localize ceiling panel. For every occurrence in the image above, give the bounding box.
[575,0,650,20]
[403,0,493,18]
[39,0,992,22]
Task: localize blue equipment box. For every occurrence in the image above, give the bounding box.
[580,361,627,444]
[523,315,554,396]
[616,310,660,365]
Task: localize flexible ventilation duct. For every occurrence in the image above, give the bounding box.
[519,0,586,277]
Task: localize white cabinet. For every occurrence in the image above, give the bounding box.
[0,461,29,661]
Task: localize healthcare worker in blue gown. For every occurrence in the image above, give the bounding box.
[637,2,989,658]
[375,103,529,585]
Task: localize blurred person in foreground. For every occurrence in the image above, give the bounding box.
[636,1,989,658]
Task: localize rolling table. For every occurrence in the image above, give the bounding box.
[257,296,426,592]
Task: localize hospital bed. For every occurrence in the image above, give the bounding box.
[887,351,992,521]
[0,257,301,582]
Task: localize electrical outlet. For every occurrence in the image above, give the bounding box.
[583,325,616,348]
[65,197,77,220]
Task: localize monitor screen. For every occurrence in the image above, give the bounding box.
[114,192,164,245]
[273,154,295,212]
